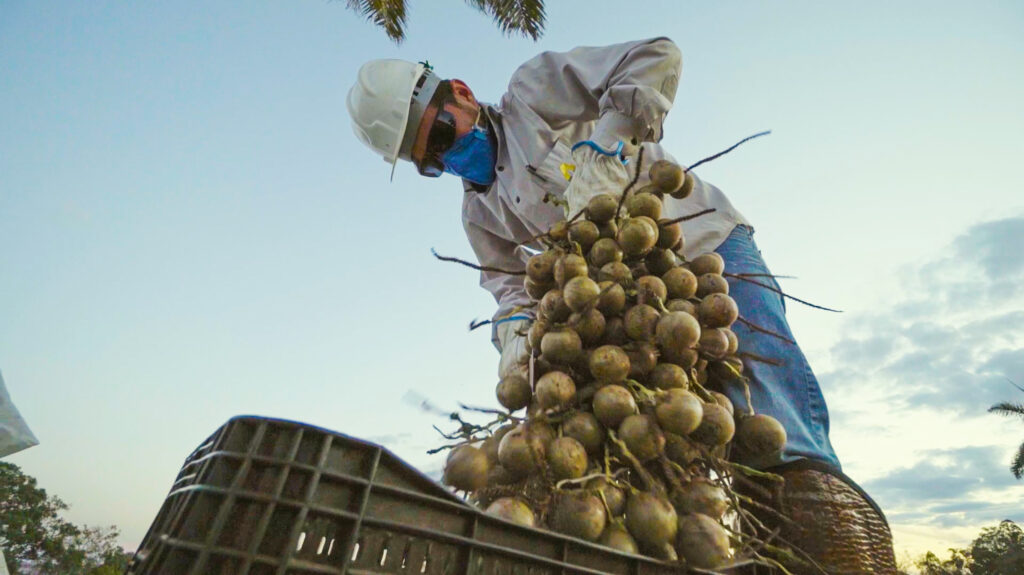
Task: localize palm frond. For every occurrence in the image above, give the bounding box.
[1012,442,1024,480]
[989,402,1024,419]
[344,0,407,42]
[465,0,546,41]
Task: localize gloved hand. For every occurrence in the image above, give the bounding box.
[564,140,637,218]
[496,318,531,379]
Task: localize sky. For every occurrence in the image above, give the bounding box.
[2,0,1023,563]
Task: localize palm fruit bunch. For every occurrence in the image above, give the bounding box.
[441,159,788,570]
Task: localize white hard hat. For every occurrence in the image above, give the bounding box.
[347,59,442,175]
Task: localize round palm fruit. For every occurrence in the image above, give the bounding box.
[690,403,735,446]
[563,276,601,313]
[481,424,515,464]
[496,373,531,411]
[625,304,660,342]
[673,479,729,520]
[645,248,677,277]
[587,193,619,223]
[696,273,730,297]
[649,362,688,390]
[736,414,787,456]
[526,249,560,283]
[655,389,704,436]
[548,220,570,241]
[666,298,697,316]
[663,267,698,300]
[540,328,582,364]
[670,170,695,200]
[602,316,629,346]
[589,237,623,268]
[599,523,639,554]
[656,219,683,250]
[708,356,743,385]
[625,491,678,549]
[524,276,553,300]
[599,261,634,288]
[562,412,605,455]
[650,543,679,562]
[486,464,520,487]
[711,391,735,416]
[554,253,588,287]
[649,160,684,194]
[675,513,731,569]
[617,218,658,258]
[698,328,730,359]
[625,342,658,379]
[538,289,569,322]
[664,432,702,466]
[589,345,630,384]
[618,414,665,461]
[535,371,576,409]
[547,436,588,480]
[498,425,546,477]
[442,445,490,491]
[699,293,739,328]
[689,253,725,276]
[569,309,606,346]
[586,476,626,516]
[551,492,607,542]
[626,191,663,220]
[661,346,699,369]
[597,219,618,240]
[656,311,702,352]
[596,281,626,316]
[569,220,600,252]
[530,420,558,447]
[635,275,668,305]
[485,497,536,527]
[593,384,638,427]
[527,318,548,352]
[722,328,739,355]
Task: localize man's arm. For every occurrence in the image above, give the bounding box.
[462,218,533,350]
[505,37,682,147]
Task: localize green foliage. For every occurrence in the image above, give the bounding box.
[969,520,1024,575]
[916,520,1024,575]
[342,0,546,43]
[0,462,131,575]
[988,399,1024,479]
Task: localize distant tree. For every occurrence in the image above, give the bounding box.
[0,462,131,575]
[968,520,1024,575]
[342,0,545,43]
[915,549,971,575]
[988,382,1024,479]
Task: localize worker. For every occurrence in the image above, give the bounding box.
[347,38,896,573]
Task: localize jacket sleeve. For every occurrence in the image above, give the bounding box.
[505,37,682,147]
[462,216,534,350]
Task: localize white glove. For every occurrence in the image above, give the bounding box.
[496,318,531,379]
[564,140,637,218]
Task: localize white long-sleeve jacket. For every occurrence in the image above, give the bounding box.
[459,38,750,347]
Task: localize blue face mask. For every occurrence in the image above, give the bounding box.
[442,114,496,186]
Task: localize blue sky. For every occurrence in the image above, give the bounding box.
[2,0,1023,559]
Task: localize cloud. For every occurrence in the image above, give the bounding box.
[863,445,1023,527]
[820,216,1024,415]
[817,216,1024,540]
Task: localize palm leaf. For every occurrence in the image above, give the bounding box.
[465,0,546,40]
[1012,442,1024,480]
[989,402,1024,420]
[344,0,408,42]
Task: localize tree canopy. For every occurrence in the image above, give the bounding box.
[0,462,131,575]
[343,0,546,43]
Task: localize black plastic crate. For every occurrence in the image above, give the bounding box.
[128,416,685,574]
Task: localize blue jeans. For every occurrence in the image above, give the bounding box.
[714,225,842,471]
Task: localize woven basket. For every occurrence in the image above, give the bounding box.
[738,467,898,575]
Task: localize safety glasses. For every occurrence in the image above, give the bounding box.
[416,107,457,178]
